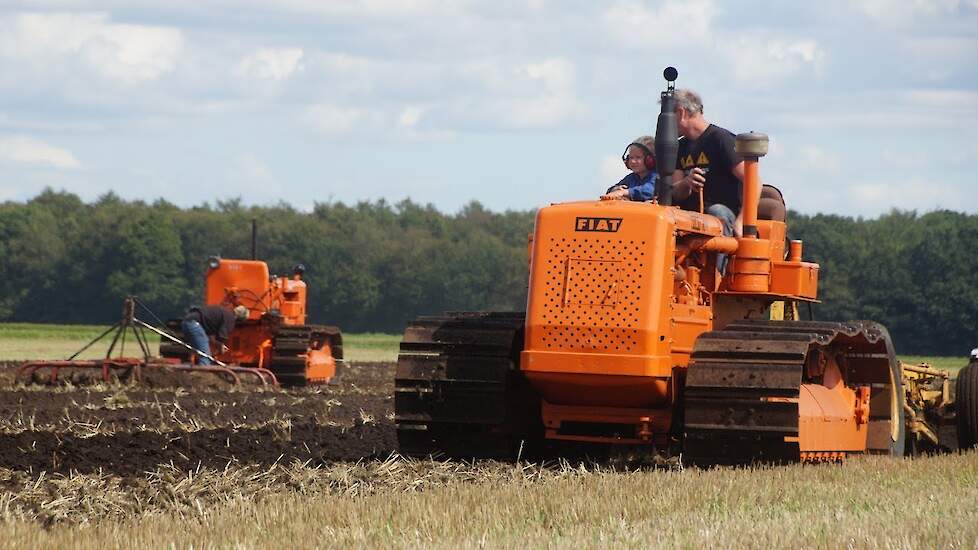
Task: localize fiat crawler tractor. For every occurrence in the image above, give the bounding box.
[394,68,974,464]
[160,255,342,387]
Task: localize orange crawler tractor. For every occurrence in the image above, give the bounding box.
[395,68,970,464]
[161,255,342,386]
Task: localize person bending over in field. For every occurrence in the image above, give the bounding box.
[181,304,248,365]
[601,135,657,201]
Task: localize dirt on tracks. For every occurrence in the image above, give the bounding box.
[0,362,398,478]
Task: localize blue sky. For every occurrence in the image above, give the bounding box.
[1,0,976,217]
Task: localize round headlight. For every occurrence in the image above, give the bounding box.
[207,256,221,270]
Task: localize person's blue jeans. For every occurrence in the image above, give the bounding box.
[707,203,736,275]
[181,319,212,365]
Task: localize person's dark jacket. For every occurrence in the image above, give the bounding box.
[184,305,236,343]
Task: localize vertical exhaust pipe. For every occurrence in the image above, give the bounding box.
[734,132,769,239]
[729,132,772,293]
[654,67,679,206]
[251,219,258,260]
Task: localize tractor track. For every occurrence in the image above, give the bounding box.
[684,320,905,465]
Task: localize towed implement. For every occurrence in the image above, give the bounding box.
[161,256,343,387]
[16,296,278,386]
[395,67,971,465]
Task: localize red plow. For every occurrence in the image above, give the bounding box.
[16,297,279,386]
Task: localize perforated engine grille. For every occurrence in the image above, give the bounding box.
[539,237,647,353]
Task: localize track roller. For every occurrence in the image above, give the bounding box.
[394,312,541,460]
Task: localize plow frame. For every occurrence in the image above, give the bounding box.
[16,297,278,387]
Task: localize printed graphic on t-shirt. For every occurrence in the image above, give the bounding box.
[674,125,744,215]
[679,151,710,170]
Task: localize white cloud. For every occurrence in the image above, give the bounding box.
[304,55,587,133]
[236,48,304,81]
[524,58,574,93]
[797,145,842,174]
[0,2,974,216]
[398,105,426,128]
[855,0,972,23]
[849,178,938,207]
[603,0,716,47]
[0,12,184,84]
[724,38,826,88]
[306,102,455,141]
[458,57,587,128]
[306,104,386,135]
[0,136,81,169]
[906,89,978,108]
[487,95,587,129]
[778,89,978,131]
[226,153,283,200]
[266,0,466,17]
[397,105,458,140]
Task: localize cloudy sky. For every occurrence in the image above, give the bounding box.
[1,0,976,216]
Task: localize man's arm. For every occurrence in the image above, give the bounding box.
[671,168,707,202]
[216,309,235,344]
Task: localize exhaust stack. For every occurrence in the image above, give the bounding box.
[653,67,679,206]
[729,132,771,293]
[734,132,768,239]
[251,219,258,260]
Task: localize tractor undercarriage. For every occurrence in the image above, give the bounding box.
[394,312,965,466]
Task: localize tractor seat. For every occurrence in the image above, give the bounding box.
[757,184,786,222]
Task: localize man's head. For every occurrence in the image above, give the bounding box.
[622,135,655,175]
[674,88,705,137]
[233,305,249,322]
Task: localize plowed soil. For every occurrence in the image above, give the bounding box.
[0,362,397,478]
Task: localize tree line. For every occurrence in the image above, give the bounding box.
[1,189,975,355]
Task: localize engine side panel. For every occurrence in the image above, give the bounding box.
[522,202,678,388]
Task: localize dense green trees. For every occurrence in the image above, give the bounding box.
[0,190,533,335]
[789,209,978,355]
[1,190,975,354]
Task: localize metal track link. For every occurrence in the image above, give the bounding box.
[683,320,899,466]
[394,312,536,459]
[313,325,343,361]
[269,325,315,387]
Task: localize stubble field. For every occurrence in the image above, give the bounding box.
[0,324,976,548]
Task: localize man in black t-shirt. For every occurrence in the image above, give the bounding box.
[181,304,249,365]
[669,89,761,239]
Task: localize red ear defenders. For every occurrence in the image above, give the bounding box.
[622,142,656,171]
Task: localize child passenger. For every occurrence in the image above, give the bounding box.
[600,136,657,201]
